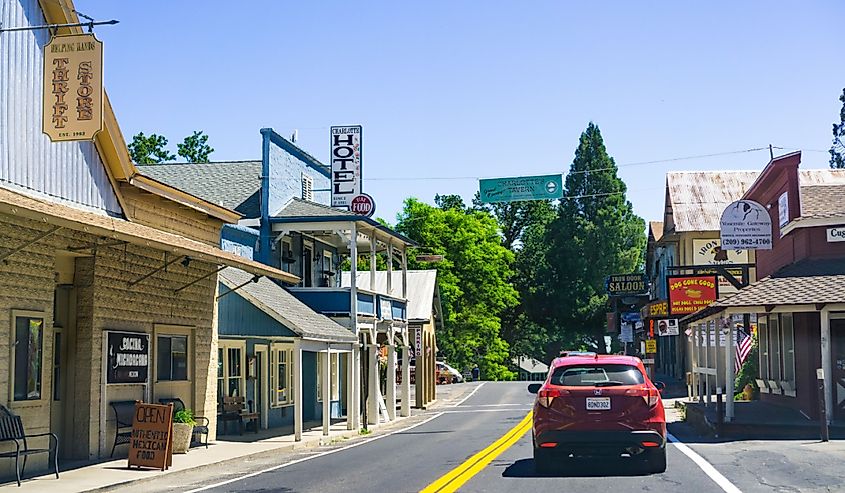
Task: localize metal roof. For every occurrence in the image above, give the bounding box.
[137,161,262,218]
[341,270,439,322]
[219,267,356,343]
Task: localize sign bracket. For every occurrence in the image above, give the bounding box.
[0,19,118,34]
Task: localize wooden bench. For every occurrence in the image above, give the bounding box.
[158,398,210,448]
[0,405,59,486]
[218,396,259,435]
[109,401,136,458]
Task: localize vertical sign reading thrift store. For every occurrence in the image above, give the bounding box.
[330,125,362,208]
[43,33,103,142]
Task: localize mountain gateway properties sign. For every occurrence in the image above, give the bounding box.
[43,33,104,142]
[719,200,772,250]
[330,125,362,208]
[667,275,718,315]
[605,273,648,296]
[106,331,149,384]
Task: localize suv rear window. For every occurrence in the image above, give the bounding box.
[550,364,644,386]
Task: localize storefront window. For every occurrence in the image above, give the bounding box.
[271,345,294,407]
[758,317,769,380]
[769,315,782,381]
[782,314,795,384]
[217,348,224,402]
[14,316,44,401]
[228,347,242,396]
[157,335,189,381]
[758,314,796,394]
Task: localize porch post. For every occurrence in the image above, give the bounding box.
[401,246,408,299]
[387,241,393,295]
[725,313,735,422]
[369,231,376,292]
[386,332,397,421]
[347,350,355,430]
[822,306,833,423]
[349,222,361,431]
[322,346,331,436]
[294,339,303,441]
[401,337,411,417]
[368,339,379,425]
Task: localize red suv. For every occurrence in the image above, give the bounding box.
[528,353,667,473]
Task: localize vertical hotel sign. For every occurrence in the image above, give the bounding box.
[42,34,104,142]
[330,126,362,208]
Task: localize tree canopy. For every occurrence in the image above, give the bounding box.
[178,130,215,163]
[128,132,175,164]
[831,88,845,169]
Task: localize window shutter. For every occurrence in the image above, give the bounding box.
[301,173,313,201]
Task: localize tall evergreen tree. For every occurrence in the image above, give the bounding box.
[830,88,845,169]
[543,123,646,356]
[178,130,215,163]
[128,132,175,164]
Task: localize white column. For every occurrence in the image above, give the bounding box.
[294,339,303,441]
[350,223,358,333]
[401,247,408,299]
[704,322,711,406]
[322,347,331,436]
[386,334,397,421]
[725,314,735,422]
[822,307,833,424]
[368,341,379,425]
[346,350,355,430]
[401,341,411,417]
[369,231,376,292]
[353,342,362,430]
[387,241,393,296]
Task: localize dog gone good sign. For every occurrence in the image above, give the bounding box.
[330,126,362,208]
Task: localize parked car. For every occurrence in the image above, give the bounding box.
[437,361,463,384]
[528,353,666,474]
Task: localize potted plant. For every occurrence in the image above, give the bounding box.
[172,408,196,453]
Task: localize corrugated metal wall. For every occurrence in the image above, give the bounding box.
[0,0,122,216]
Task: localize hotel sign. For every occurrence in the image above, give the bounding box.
[43,34,103,142]
[667,275,718,315]
[330,125,362,208]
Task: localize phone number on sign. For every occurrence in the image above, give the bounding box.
[722,238,771,247]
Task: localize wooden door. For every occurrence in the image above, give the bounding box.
[831,319,845,421]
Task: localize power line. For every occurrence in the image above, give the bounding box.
[363,146,785,182]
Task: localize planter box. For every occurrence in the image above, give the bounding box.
[172,422,193,454]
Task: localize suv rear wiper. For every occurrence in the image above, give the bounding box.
[593,381,626,387]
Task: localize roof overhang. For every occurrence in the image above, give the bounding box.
[130,174,241,223]
[269,216,417,249]
[0,186,298,283]
[780,215,845,237]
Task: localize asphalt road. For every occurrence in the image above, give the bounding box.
[135,381,744,493]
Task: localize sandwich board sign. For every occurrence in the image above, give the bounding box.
[127,402,173,471]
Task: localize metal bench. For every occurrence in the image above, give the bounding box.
[218,396,259,435]
[158,398,210,448]
[109,400,136,458]
[0,405,59,487]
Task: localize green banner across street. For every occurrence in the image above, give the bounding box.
[478,174,563,203]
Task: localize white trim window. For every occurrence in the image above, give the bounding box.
[218,340,246,401]
[758,313,796,395]
[271,344,294,407]
[11,311,45,402]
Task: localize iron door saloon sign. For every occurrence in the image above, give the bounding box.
[43,33,104,142]
[719,200,772,250]
[330,126,362,208]
[605,273,648,296]
[107,331,149,384]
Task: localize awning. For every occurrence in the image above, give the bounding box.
[0,186,299,284]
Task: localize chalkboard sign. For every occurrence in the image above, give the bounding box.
[128,402,173,470]
[107,331,149,384]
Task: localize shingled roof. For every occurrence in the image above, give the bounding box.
[219,267,356,343]
[800,184,845,219]
[716,258,845,307]
[137,161,262,218]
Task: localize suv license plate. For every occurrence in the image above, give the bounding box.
[586,397,611,410]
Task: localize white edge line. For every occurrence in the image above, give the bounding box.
[453,381,486,407]
[667,432,742,493]
[438,408,532,414]
[184,412,445,493]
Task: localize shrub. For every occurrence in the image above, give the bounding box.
[174,408,196,426]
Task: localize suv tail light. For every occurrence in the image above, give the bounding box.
[538,388,569,408]
[625,387,660,408]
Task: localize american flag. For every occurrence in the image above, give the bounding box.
[735,329,753,373]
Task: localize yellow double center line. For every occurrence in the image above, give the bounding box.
[420,411,533,493]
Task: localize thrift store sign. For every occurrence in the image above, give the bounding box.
[106,331,149,384]
[42,34,103,142]
[330,125,362,208]
[667,275,718,315]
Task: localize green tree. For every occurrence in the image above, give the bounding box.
[128,132,176,164]
[178,130,215,163]
[396,198,518,380]
[543,123,646,357]
[831,88,845,169]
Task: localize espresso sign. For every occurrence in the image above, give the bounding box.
[128,402,173,471]
[330,125,362,208]
[42,33,104,142]
[107,331,149,384]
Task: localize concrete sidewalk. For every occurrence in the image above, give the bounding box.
[1,382,478,492]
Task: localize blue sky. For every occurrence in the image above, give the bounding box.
[76,0,845,225]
